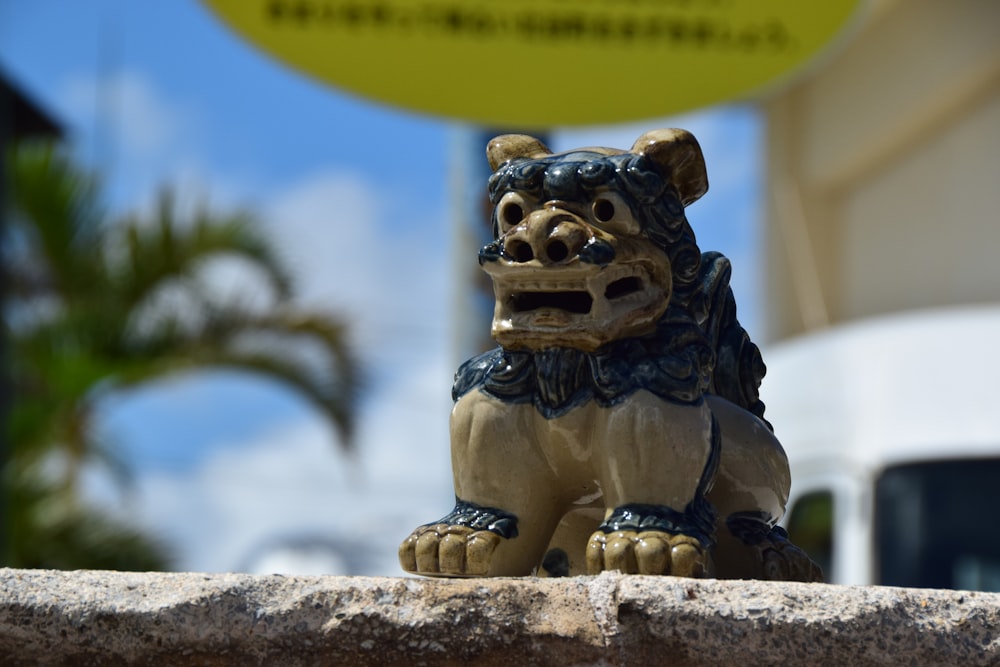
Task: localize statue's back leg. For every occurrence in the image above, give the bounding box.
[707,395,823,582]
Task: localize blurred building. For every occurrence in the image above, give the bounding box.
[761,0,1000,588]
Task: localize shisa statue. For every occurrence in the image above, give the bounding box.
[400,129,821,581]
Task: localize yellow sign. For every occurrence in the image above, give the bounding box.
[205,0,862,127]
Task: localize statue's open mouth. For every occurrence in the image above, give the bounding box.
[508,275,648,316]
[485,260,671,351]
[510,290,592,314]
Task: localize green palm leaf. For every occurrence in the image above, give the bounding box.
[3,141,363,570]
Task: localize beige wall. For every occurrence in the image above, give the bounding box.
[762,0,1000,341]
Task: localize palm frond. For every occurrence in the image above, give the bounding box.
[112,302,362,448]
[4,142,365,570]
[6,142,106,298]
[111,189,294,311]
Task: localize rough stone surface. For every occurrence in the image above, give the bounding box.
[0,568,998,665]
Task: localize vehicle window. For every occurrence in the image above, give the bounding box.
[785,490,834,579]
[876,458,1000,591]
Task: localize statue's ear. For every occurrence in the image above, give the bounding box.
[487,134,552,171]
[630,129,708,207]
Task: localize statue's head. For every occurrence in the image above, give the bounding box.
[480,129,708,352]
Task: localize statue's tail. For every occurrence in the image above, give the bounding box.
[687,252,771,429]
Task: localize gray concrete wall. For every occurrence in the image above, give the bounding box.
[0,568,998,665]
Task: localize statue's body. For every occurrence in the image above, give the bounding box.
[400,130,821,580]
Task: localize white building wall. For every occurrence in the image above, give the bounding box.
[763,0,1000,340]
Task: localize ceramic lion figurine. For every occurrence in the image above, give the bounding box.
[399,129,821,581]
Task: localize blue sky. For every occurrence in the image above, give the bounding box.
[1,0,763,574]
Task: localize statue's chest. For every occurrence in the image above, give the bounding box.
[530,402,601,465]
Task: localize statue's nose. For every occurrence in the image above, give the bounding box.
[502,211,590,266]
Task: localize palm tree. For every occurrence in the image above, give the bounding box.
[2,142,360,570]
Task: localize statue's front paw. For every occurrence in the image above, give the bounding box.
[586,530,708,577]
[400,499,518,577]
[586,502,715,576]
[399,524,503,576]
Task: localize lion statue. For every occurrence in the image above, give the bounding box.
[399,129,821,581]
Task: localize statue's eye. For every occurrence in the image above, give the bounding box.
[496,192,533,231]
[502,201,524,226]
[589,193,639,234]
[592,198,615,223]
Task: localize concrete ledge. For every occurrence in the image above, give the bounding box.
[1,568,998,665]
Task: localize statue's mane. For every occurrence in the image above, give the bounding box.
[455,252,768,425]
[467,152,769,425]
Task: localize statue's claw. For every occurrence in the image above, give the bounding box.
[586,530,709,577]
[399,524,503,576]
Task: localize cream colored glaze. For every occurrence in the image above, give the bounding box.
[445,389,714,577]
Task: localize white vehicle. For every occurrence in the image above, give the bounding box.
[763,305,1000,590]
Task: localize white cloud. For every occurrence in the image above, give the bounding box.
[89,349,454,576]
[60,69,196,163]
[264,170,384,308]
[122,355,454,575]
[55,70,238,219]
[264,169,451,374]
